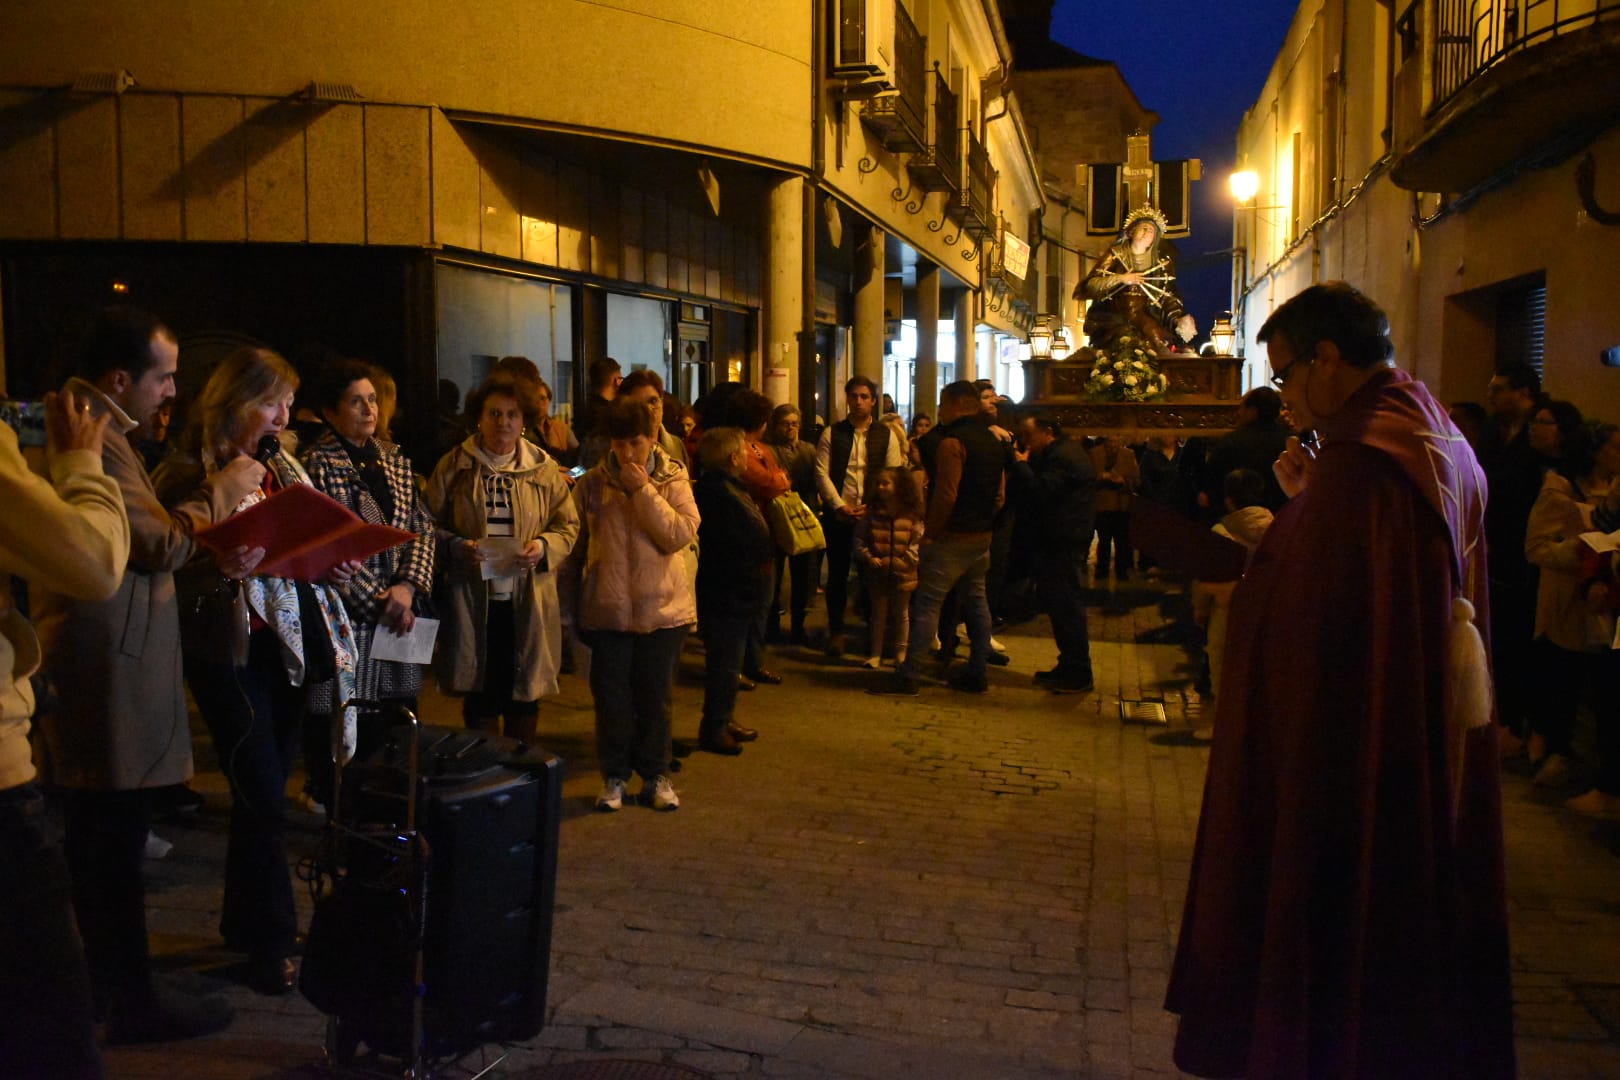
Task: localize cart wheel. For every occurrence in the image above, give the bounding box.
[325,1016,361,1066]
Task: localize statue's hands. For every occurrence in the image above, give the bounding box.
[1175,315,1197,342]
[1117,272,1146,286]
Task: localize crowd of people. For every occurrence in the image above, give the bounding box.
[1467,364,1620,818]
[4,288,1616,1076]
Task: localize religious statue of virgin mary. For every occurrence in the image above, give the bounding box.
[1078,204,1197,354]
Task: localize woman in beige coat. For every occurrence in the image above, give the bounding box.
[573,397,700,813]
[425,373,579,743]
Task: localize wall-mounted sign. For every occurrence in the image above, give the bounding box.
[1002,232,1030,280]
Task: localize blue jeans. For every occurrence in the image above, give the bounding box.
[588,627,687,782]
[0,783,103,1078]
[898,536,993,681]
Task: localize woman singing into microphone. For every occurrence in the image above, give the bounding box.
[155,346,358,996]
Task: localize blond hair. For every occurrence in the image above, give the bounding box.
[191,346,299,463]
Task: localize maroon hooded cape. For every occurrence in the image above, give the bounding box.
[1165,368,1515,1079]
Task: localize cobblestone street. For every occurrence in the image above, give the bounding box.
[103,580,1620,1078]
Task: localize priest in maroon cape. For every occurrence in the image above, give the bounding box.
[1165,282,1515,1079]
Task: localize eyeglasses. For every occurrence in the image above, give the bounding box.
[1269,350,1313,389]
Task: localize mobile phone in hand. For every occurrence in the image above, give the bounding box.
[0,400,47,448]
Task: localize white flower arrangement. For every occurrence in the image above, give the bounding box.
[1084,331,1171,403]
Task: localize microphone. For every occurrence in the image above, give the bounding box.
[254,434,281,466]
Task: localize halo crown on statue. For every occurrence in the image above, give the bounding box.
[1121,203,1171,237]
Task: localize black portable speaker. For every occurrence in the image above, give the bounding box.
[302,725,562,1058]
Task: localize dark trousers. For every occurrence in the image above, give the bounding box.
[1094,510,1132,575]
[1036,549,1094,682]
[1489,578,1536,735]
[463,599,540,742]
[63,788,153,1006]
[986,514,1016,621]
[701,612,751,741]
[589,626,686,782]
[0,783,103,1079]
[772,550,816,637]
[1534,642,1620,787]
[822,516,856,636]
[184,629,302,960]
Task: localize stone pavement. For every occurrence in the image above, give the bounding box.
[100,579,1620,1079]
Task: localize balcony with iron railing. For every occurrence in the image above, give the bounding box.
[944,128,996,240]
[905,69,961,195]
[857,1,927,153]
[1391,0,1620,191]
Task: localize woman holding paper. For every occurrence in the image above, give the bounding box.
[425,373,580,742]
[300,359,435,789]
[155,346,358,996]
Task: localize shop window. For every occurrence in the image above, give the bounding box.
[435,263,573,420]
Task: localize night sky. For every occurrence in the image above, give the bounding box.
[1047,0,1302,331]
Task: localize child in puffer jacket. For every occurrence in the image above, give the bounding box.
[854,466,924,669]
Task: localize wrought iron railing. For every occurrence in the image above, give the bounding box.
[964,129,993,224]
[892,2,926,145]
[1434,0,1620,111]
[934,71,961,182]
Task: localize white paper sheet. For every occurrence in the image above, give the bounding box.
[478,538,528,581]
[1579,530,1620,555]
[369,617,440,664]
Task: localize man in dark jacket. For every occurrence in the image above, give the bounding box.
[692,428,772,755]
[1200,387,1290,516]
[1013,416,1097,692]
[872,381,1010,696]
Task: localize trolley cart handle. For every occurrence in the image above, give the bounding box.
[333,699,421,833]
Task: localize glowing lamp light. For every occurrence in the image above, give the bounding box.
[1209,315,1237,356]
[111,281,129,294]
[1029,319,1054,360]
[1052,325,1073,361]
[1229,170,1260,203]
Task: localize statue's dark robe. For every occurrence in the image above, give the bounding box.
[1166,368,1515,1079]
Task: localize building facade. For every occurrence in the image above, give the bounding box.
[1231,0,1620,408]
[0,0,1045,457]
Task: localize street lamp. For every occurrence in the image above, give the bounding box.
[1229,170,1260,203]
[1029,318,1054,360]
[1051,325,1072,361]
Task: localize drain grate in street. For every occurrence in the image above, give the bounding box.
[1120,700,1168,726]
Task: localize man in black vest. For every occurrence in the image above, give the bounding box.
[815,375,906,656]
[872,381,1010,696]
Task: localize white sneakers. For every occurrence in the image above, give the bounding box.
[642,775,680,812]
[597,775,679,812]
[596,777,627,812]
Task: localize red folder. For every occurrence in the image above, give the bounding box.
[1128,495,1249,582]
[194,483,417,583]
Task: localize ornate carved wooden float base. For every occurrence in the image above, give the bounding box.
[1022,352,1247,438]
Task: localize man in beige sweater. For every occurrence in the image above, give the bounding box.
[1,385,128,1078]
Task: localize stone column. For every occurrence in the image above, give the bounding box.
[852,223,886,387]
[914,259,940,418]
[954,290,976,380]
[764,176,804,406]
